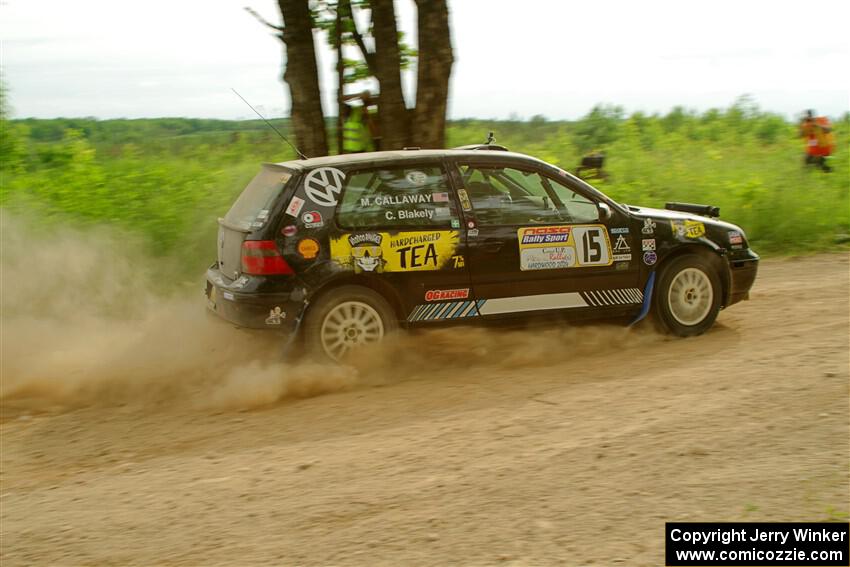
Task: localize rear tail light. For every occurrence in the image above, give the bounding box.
[241,240,294,275]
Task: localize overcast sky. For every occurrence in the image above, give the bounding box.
[2,0,848,121]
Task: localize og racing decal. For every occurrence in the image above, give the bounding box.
[517,225,612,271]
[331,231,459,273]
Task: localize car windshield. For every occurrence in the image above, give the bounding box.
[555,166,622,207]
[224,167,292,231]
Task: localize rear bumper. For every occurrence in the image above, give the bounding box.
[205,268,306,333]
[726,250,759,306]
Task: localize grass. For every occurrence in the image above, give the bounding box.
[2,105,848,282]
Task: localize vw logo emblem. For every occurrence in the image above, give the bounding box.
[304,167,346,208]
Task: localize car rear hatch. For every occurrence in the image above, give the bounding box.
[217,165,295,281]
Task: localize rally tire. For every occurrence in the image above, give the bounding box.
[651,254,721,337]
[304,285,398,362]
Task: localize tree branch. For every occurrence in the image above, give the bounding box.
[244,7,284,33]
[340,0,376,75]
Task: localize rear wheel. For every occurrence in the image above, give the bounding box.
[304,286,398,361]
[652,254,721,336]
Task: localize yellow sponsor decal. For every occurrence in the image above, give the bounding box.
[331,230,459,273]
[671,219,706,239]
[517,224,612,271]
[457,188,473,211]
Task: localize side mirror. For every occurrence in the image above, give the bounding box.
[598,202,612,221]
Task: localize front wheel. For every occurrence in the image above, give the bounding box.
[304,285,398,361]
[652,254,721,336]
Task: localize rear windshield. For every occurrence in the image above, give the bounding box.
[224,168,293,231]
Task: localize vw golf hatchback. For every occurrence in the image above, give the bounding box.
[206,147,759,360]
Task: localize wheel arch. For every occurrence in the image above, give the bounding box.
[305,274,406,322]
[656,244,731,307]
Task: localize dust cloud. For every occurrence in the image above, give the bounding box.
[1,213,657,413]
[0,213,359,412]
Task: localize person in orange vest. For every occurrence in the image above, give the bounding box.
[799,110,836,172]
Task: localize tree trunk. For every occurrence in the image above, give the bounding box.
[412,0,453,149]
[335,4,344,155]
[278,0,328,158]
[370,0,409,149]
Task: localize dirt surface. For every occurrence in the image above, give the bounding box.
[2,253,848,566]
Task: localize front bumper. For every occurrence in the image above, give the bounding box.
[727,249,759,306]
[205,268,306,334]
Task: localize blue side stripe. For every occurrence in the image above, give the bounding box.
[423,304,443,321]
[434,303,454,319]
[424,304,439,320]
[409,305,425,321]
[451,301,470,318]
[450,300,470,318]
[415,304,429,321]
[409,298,487,322]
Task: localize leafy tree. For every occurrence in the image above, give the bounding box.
[0,79,28,174]
[251,0,454,153]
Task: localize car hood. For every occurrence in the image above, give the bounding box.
[626,205,742,232]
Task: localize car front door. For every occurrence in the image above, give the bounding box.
[448,158,642,320]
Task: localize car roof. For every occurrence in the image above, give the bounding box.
[265,149,546,171]
[262,148,622,214]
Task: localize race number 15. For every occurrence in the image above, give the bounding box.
[574,226,611,266]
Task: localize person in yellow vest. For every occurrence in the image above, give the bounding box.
[342,91,381,153]
[342,104,373,153]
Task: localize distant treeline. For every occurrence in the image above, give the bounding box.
[13,117,289,144]
[12,100,849,154]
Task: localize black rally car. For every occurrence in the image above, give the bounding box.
[206,147,758,361]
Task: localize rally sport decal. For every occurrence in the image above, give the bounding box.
[517,224,612,271]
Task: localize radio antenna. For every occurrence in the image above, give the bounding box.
[231,88,307,160]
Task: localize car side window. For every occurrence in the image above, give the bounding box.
[456,164,599,226]
[544,174,600,224]
[337,165,458,228]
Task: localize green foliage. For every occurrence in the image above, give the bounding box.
[0,81,29,174]
[312,0,417,87]
[1,103,847,283]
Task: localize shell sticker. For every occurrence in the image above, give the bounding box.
[297,238,320,260]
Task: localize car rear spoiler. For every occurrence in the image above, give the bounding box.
[665,202,720,218]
